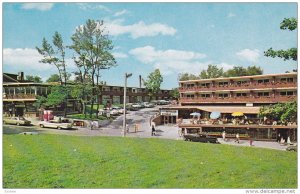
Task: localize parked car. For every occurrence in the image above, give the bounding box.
[39,120,73,130]
[3,117,31,126]
[286,145,297,152]
[110,108,120,116]
[183,134,219,143]
[132,103,142,109]
[157,100,170,105]
[143,102,155,108]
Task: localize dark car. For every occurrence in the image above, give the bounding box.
[183,134,219,143]
[286,145,297,152]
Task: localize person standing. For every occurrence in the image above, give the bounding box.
[151,125,156,136]
[222,131,226,141]
[235,133,240,143]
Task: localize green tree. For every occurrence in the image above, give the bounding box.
[178,73,198,81]
[144,69,163,100]
[170,88,180,99]
[70,19,116,118]
[45,85,69,107]
[36,32,68,85]
[245,65,263,76]
[25,75,42,83]
[264,17,297,61]
[46,74,61,82]
[199,64,224,79]
[259,101,297,123]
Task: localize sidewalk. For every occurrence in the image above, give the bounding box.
[218,138,289,151]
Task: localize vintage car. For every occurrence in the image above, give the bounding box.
[39,119,73,130]
[183,134,219,144]
[3,117,31,126]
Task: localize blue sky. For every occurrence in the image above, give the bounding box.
[3,2,297,89]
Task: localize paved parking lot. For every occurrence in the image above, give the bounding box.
[3,106,293,151]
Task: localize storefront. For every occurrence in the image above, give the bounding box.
[160,109,178,124]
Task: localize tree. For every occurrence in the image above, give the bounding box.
[245,65,263,76]
[36,32,68,85]
[25,75,42,83]
[264,17,297,61]
[178,73,198,81]
[199,64,224,79]
[45,85,69,107]
[170,88,180,99]
[70,19,116,118]
[46,74,61,82]
[144,69,163,100]
[259,101,297,123]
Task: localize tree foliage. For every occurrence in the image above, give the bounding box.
[199,64,224,79]
[36,32,68,85]
[264,17,297,61]
[46,74,61,82]
[259,101,297,123]
[25,75,43,83]
[144,69,163,99]
[70,19,116,118]
[170,88,180,99]
[178,73,198,81]
[45,86,69,107]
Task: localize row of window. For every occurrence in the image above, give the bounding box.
[184,91,296,98]
[182,77,295,88]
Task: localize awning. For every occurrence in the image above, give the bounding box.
[159,105,260,114]
[196,106,260,114]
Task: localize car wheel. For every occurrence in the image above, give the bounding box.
[40,124,44,128]
[3,121,6,124]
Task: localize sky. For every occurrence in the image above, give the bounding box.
[2,2,298,89]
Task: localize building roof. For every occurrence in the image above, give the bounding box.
[179,72,297,83]
[160,105,260,114]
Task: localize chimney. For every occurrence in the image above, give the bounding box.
[17,72,24,81]
[139,75,142,88]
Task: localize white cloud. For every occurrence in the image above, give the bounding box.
[129,46,233,76]
[21,3,54,11]
[105,19,177,39]
[227,12,236,18]
[112,52,128,59]
[77,3,110,12]
[114,9,130,17]
[3,48,77,81]
[236,49,260,63]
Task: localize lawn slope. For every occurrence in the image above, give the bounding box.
[3,134,297,188]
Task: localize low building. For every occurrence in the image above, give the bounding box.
[98,85,171,105]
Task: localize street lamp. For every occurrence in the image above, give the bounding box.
[123,72,132,137]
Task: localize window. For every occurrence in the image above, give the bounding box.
[258,79,269,84]
[280,91,295,96]
[218,93,229,98]
[236,80,248,85]
[236,93,247,97]
[218,82,229,86]
[201,94,210,98]
[257,92,269,97]
[186,94,195,98]
[281,77,294,82]
[201,83,210,87]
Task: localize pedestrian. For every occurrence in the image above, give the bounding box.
[222,131,226,141]
[151,125,156,136]
[235,133,240,143]
[249,136,254,146]
[277,133,281,143]
[126,124,129,133]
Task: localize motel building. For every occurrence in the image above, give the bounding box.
[158,72,297,142]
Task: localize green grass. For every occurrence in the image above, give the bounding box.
[3,134,297,188]
[67,114,109,120]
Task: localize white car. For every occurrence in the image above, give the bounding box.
[143,102,155,108]
[39,120,73,130]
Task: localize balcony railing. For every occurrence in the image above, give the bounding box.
[180,95,297,104]
[3,94,37,100]
[179,81,297,92]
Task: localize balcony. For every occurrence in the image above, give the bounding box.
[179,81,297,92]
[180,95,297,104]
[3,94,37,101]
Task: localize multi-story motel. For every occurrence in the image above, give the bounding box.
[3,72,172,117]
[158,72,297,141]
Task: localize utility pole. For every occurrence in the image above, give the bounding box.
[123,73,132,137]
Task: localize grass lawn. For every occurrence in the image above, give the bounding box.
[3,134,297,188]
